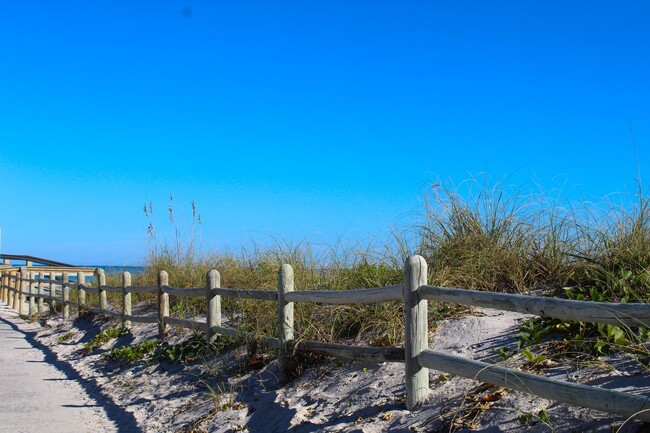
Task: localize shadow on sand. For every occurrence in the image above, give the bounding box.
[0,313,142,433]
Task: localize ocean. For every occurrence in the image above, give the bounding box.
[91,265,146,275]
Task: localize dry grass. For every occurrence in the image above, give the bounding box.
[104,177,650,347]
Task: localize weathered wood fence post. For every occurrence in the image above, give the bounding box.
[0,271,6,303]
[158,270,169,337]
[10,271,17,309]
[18,267,27,315]
[277,264,295,373]
[206,270,221,343]
[62,272,70,320]
[97,269,107,312]
[49,272,55,312]
[7,271,12,304]
[404,255,429,410]
[3,271,7,303]
[28,271,36,316]
[122,271,132,329]
[37,273,44,313]
[3,271,8,303]
[1,271,7,304]
[6,271,11,304]
[16,268,22,313]
[77,271,86,312]
[7,272,12,304]
[13,270,21,311]
[4,271,9,304]
[5,271,10,304]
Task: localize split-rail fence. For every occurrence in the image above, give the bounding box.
[1,255,650,421]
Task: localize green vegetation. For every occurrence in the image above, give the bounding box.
[82,325,129,354]
[105,339,157,363]
[133,178,650,352]
[57,332,75,343]
[512,314,650,369]
[157,334,223,363]
[518,409,552,429]
[47,177,650,433]
[105,334,232,365]
[139,195,411,345]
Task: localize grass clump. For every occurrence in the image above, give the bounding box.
[105,340,157,363]
[57,332,75,343]
[513,315,650,368]
[82,325,129,354]
[138,177,650,351]
[157,334,224,364]
[421,176,650,305]
[105,334,231,366]
[143,251,408,346]
[141,196,411,345]
[420,178,578,293]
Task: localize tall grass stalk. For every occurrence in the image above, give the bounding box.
[138,178,650,347]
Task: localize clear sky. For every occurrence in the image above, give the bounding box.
[1,1,649,265]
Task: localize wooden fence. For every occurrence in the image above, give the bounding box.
[1,256,650,421]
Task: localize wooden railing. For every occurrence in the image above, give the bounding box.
[404,256,650,420]
[1,256,650,421]
[1,253,78,267]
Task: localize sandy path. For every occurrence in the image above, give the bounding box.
[1,300,646,432]
[0,303,123,433]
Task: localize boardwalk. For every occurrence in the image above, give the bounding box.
[0,303,119,433]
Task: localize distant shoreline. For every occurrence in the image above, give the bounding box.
[84,265,145,275]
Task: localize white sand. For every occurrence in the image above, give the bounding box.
[2,303,649,432]
[0,304,118,433]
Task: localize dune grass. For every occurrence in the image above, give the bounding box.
[116,177,650,348]
[138,240,409,346]
[421,178,650,302]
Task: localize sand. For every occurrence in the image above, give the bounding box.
[0,303,118,433]
[1,301,649,432]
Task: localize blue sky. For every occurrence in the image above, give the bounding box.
[1,1,649,265]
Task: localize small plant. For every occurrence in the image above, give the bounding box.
[517,409,555,431]
[518,409,551,426]
[157,334,218,364]
[495,346,514,361]
[593,323,632,354]
[514,313,650,373]
[105,340,158,363]
[516,317,564,348]
[82,325,129,354]
[197,379,245,412]
[521,348,549,366]
[58,332,75,343]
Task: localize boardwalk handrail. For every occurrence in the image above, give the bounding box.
[1,254,76,267]
[2,256,650,422]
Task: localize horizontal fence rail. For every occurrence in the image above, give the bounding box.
[418,350,650,420]
[295,340,405,362]
[2,256,650,422]
[215,287,278,301]
[284,285,402,305]
[128,285,158,294]
[124,315,158,324]
[406,258,650,421]
[161,286,205,297]
[419,285,650,328]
